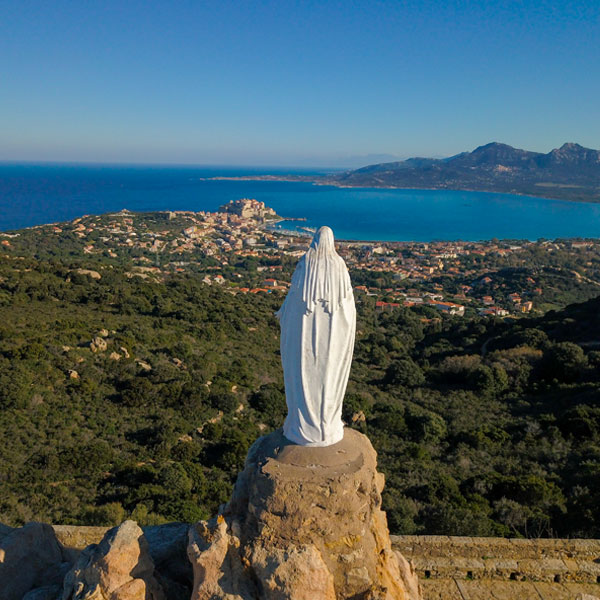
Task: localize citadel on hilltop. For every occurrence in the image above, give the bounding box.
[219,198,277,221]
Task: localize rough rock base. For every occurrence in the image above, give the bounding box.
[187,428,421,600]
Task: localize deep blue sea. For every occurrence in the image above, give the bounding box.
[1,163,600,241]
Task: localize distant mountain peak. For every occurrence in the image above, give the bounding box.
[559,142,584,151]
[548,142,599,164]
[450,142,538,167]
[473,142,514,151]
[326,141,600,202]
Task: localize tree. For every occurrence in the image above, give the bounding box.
[249,384,286,426]
[541,342,587,383]
[385,358,425,387]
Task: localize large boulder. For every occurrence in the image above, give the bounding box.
[188,428,421,600]
[0,522,70,600]
[62,520,165,600]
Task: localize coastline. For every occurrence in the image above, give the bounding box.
[205,175,600,204]
[264,221,600,245]
[2,165,600,239]
[5,210,600,244]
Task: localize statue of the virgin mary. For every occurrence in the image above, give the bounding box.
[276,226,356,447]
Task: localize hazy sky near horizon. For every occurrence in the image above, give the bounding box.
[2,0,599,167]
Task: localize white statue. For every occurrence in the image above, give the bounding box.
[276,226,356,447]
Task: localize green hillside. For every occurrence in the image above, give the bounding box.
[1,220,599,538]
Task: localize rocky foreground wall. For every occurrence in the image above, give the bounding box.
[2,521,600,600]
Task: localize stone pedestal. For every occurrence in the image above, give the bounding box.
[188,428,421,600]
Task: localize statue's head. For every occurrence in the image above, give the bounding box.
[310,226,335,255]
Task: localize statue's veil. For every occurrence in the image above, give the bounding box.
[289,226,352,314]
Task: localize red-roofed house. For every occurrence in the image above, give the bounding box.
[375,301,401,312]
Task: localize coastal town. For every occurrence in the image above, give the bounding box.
[3,198,599,319]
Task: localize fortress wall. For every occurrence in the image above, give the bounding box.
[390,535,600,600]
[390,535,600,583]
[52,524,110,550]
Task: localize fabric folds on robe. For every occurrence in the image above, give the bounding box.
[276,226,356,447]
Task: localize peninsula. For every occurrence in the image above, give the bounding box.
[209,142,600,203]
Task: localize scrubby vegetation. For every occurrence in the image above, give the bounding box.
[0,222,599,539]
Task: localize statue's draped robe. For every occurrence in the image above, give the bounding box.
[276,227,356,447]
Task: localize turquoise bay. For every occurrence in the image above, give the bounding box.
[1,164,599,240]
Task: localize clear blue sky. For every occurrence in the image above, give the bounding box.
[1,0,599,166]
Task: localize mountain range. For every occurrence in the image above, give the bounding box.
[321,142,600,202]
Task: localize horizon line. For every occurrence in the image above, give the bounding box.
[0,159,348,171]
[0,140,592,171]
